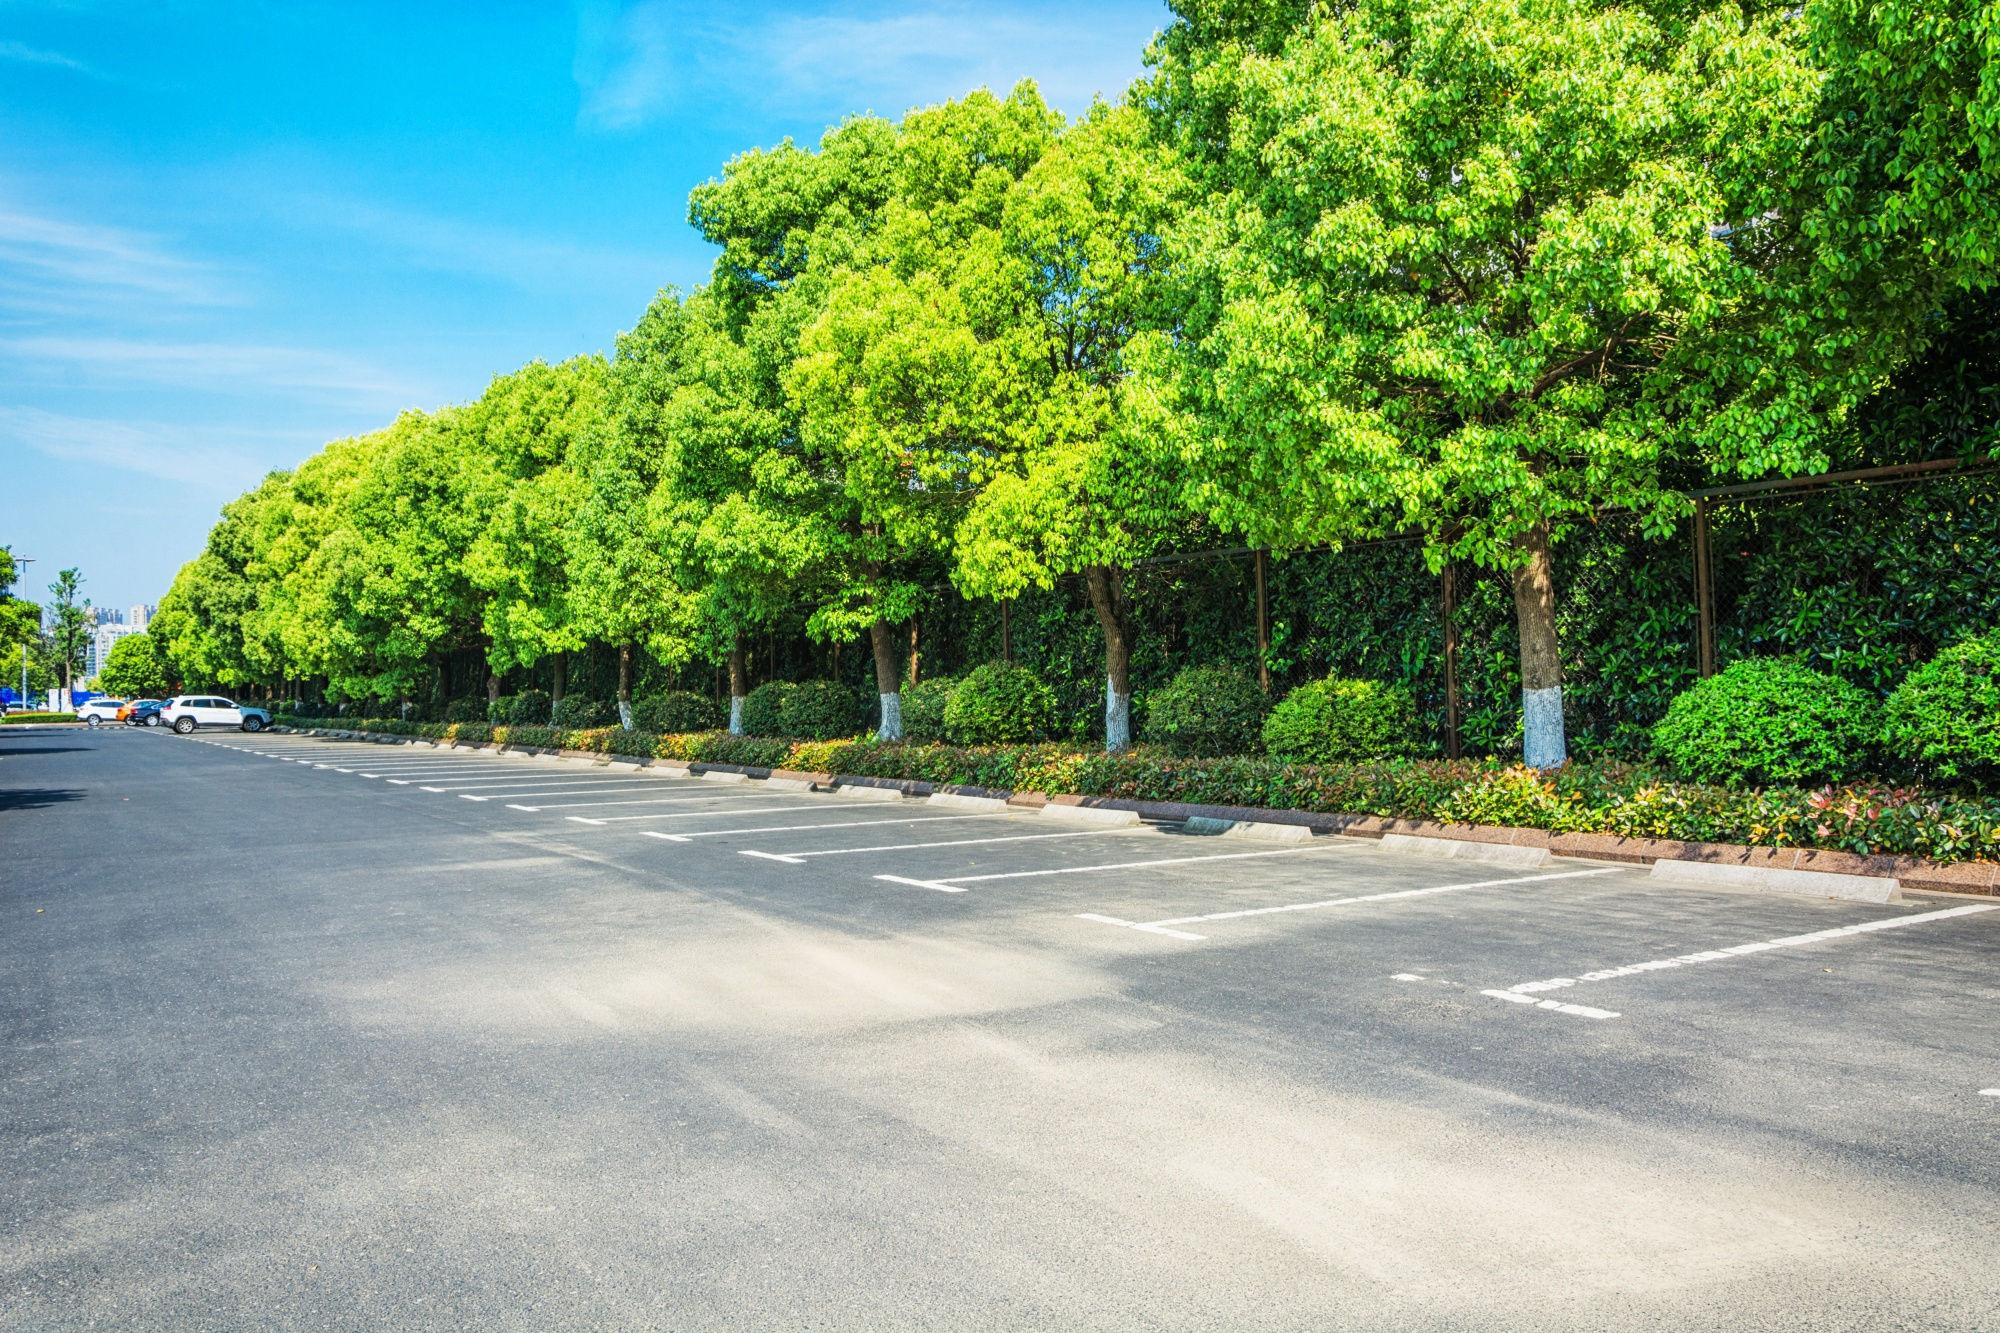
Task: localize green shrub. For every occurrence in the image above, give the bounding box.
[630,690,722,735]
[1881,632,2000,784]
[495,689,551,725]
[1652,658,1879,786]
[1262,677,1418,763]
[780,679,862,740]
[900,675,956,742]
[944,663,1058,745]
[1143,663,1269,756]
[739,681,794,736]
[442,697,485,724]
[551,695,613,729]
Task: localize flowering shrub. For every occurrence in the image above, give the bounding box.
[283,718,2000,864]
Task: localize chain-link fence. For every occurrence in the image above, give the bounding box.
[605,460,2000,756]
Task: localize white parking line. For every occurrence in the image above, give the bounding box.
[619,813,1000,837]
[1484,900,2000,1020]
[876,843,1359,894]
[1076,867,1618,941]
[494,789,784,811]
[739,828,1116,865]
[429,783,668,799]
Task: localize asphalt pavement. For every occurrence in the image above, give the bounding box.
[5,724,1998,1329]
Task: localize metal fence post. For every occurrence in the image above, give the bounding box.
[1254,549,1271,694]
[1442,561,1462,759]
[1693,496,1716,677]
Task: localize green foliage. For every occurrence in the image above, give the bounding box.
[45,568,91,690]
[943,663,1058,744]
[1882,634,2000,785]
[778,679,862,740]
[1143,663,1268,756]
[97,632,173,698]
[1262,678,1418,764]
[630,690,722,735]
[1652,659,1880,786]
[899,675,956,742]
[551,695,614,729]
[739,681,794,736]
[2,712,76,724]
[496,689,552,725]
[443,697,486,724]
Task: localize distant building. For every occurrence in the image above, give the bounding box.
[91,606,123,627]
[88,622,137,681]
[128,603,155,630]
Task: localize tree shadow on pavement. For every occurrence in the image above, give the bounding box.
[0,788,87,812]
[0,746,92,756]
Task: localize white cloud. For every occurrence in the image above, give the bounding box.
[573,1,1162,131]
[0,202,230,310]
[0,336,437,410]
[0,38,101,76]
[0,406,313,484]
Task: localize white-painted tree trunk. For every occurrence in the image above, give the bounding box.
[1105,679,1131,752]
[1521,685,1566,769]
[728,695,745,735]
[877,692,902,741]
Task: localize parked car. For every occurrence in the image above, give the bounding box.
[161,695,273,734]
[125,700,166,727]
[76,698,126,726]
[115,698,161,722]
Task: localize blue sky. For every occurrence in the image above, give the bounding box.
[0,1,1168,612]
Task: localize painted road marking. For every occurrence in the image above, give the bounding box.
[442,784,671,801]
[623,813,1003,837]
[875,843,1361,895]
[1077,868,1617,941]
[738,828,1114,865]
[1481,991,1623,1020]
[497,791,783,812]
[1485,900,2000,1020]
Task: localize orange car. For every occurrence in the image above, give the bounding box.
[115,698,161,721]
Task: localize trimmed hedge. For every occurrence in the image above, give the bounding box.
[1262,678,1418,763]
[1144,664,1269,756]
[1881,633,2000,786]
[630,690,723,735]
[282,719,2000,865]
[551,695,615,729]
[780,679,863,740]
[900,675,956,743]
[740,681,794,737]
[1652,658,1878,786]
[944,663,1058,744]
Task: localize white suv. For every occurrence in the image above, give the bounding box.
[76,698,125,726]
[162,695,273,734]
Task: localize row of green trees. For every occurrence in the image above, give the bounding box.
[156,0,1999,761]
[0,550,98,701]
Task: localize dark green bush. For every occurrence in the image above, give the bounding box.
[739,681,794,736]
[1262,677,1418,763]
[442,697,485,724]
[900,675,956,742]
[1652,658,1879,786]
[944,663,1058,745]
[1881,632,2000,785]
[551,694,614,729]
[495,689,551,725]
[779,679,862,740]
[630,690,722,735]
[1143,663,1269,756]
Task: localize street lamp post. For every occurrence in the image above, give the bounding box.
[12,555,31,709]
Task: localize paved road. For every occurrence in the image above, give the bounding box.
[5,725,1998,1329]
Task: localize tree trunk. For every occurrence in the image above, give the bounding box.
[486,669,502,706]
[907,619,920,686]
[1511,521,1567,769]
[551,655,567,705]
[727,633,748,735]
[870,617,903,740]
[1084,565,1134,751]
[615,643,634,729]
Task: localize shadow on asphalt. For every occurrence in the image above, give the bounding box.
[0,788,87,812]
[0,746,93,756]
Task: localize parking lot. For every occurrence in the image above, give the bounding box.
[6,724,1999,1328]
